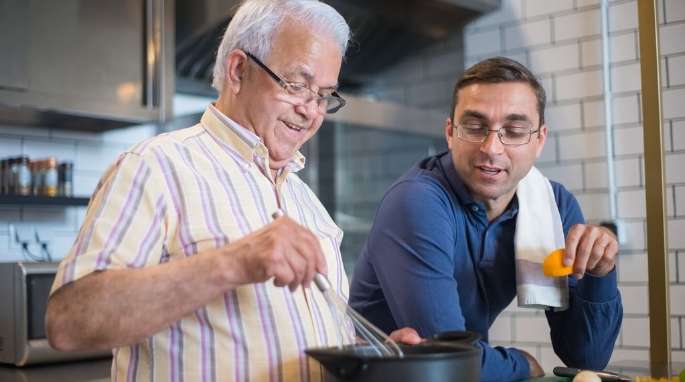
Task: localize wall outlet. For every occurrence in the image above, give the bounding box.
[34,224,55,246]
[8,223,35,250]
[8,223,53,261]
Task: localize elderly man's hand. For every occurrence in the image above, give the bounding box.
[224,214,327,291]
[564,224,618,279]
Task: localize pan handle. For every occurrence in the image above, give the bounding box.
[430,330,481,345]
[305,349,369,380]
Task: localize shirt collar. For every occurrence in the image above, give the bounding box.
[438,151,518,220]
[202,103,306,173]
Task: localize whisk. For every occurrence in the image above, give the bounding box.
[312,272,403,357]
[271,210,403,358]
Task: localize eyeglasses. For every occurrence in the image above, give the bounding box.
[243,51,346,114]
[453,124,540,146]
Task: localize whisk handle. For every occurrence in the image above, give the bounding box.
[313,273,331,292]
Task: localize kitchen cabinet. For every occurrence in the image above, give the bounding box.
[0,0,174,131]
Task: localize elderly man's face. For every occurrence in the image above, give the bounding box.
[240,22,342,171]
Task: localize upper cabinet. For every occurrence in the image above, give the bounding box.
[0,0,174,131]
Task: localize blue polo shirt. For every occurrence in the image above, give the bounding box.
[349,152,622,382]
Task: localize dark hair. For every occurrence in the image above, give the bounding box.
[450,57,546,126]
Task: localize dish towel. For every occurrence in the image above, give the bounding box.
[514,166,569,310]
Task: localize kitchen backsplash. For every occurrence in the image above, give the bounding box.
[0,123,157,262]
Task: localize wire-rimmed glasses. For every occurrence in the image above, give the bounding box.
[453,124,540,146]
[244,51,346,114]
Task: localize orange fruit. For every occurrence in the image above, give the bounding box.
[542,248,573,277]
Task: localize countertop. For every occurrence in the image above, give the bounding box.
[0,359,569,382]
[0,359,111,382]
[1,359,681,382]
[0,359,570,382]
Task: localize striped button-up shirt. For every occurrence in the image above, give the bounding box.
[51,105,351,382]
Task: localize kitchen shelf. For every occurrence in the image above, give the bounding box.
[0,195,90,206]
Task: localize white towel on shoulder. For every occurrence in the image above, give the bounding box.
[514,166,569,310]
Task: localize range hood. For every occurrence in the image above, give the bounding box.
[176,0,500,94]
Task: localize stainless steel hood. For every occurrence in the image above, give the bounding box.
[176,0,500,94]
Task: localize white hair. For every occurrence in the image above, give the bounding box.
[211,0,351,91]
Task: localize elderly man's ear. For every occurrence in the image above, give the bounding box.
[226,50,248,92]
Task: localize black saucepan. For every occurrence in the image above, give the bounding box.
[305,330,482,382]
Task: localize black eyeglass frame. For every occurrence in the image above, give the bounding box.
[243,51,346,114]
[452,124,541,146]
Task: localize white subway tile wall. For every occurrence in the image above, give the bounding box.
[618,252,649,283]
[582,37,604,67]
[612,94,641,125]
[555,9,603,42]
[615,157,643,187]
[576,192,613,221]
[673,317,682,349]
[583,100,607,128]
[585,160,611,190]
[617,189,647,219]
[671,56,685,86]
[529,43,581,74]
[539,164,584,191]
[613,125,644,156]
[664,0,685,23]
[545,103,583,132]
[611,63,642,93]
[610,32,639,63]
[505,19,552,50]
[559,130,607,161]
[674,121,685,151]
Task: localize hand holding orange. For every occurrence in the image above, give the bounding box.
[542,248,573,277]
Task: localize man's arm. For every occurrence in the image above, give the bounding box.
[547,184,623,368]
[47,213,328,351]
[358,179,532,382]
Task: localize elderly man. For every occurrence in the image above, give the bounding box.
[46,1,418,381]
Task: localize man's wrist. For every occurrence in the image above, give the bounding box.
[575,266,619,303]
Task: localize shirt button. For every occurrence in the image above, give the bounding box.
[255,146,265,156]
[472,206,479,212]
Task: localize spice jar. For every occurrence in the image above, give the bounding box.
[15,156,31,196]
[1,159,8,195]
[30,160,41,195]
[43,157,59,197]
[58,161,74,197]
[7,157,17,195]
